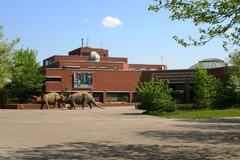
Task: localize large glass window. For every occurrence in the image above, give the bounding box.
[73,73,92,88]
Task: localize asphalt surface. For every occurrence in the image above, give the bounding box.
[0,106,239,160]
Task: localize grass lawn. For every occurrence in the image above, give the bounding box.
[148,108,240,119]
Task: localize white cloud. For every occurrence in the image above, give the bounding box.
[102,16,122,28]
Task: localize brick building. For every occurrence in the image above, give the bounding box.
[42,46,228,104]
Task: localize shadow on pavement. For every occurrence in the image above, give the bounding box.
[139,130,240,145]
[177,118,240,124]
[171,118,240,137]
[1,141,238,160]
[174,124,240,130]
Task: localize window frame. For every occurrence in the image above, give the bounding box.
[73,72,93,89]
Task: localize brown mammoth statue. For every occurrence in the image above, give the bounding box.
[29,95,41,103]
[40,92,64,109]
[62,92,104,109]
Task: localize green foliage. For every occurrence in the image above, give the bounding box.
[175,103,198,111]
[123,96,129,103]
[210,50,240,108]
[0,26,20,89]
[229,50,240,67]
[228,74,240,101]
[227,50,240,104]
[137,78,175,113]
[9,49,44,103]
[149,0,240,51]
[192,67,221,107]
[0,87,9,108]
[214,82,235,108]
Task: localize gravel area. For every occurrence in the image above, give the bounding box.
[0,106,239,160]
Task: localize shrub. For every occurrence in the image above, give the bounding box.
[227,51,240,106]
[211,51,240,108]
[123,96,129,103]
[0,87,8,108]
[213,80,240,109]
[175,103,199,111]
[192,67,221,108]
[137,78,175,113]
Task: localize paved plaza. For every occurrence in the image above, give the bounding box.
[0,106,239,159]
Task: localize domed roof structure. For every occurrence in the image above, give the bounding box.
[89,51,100,62]
[189,58,227,69]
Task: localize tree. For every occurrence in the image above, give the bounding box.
[123,95,129,104]
[227,49,240,104]
[192,67,221,107]
[0,26,19,89]
[149,0,240,51]
[137,78,175,112]
[9,49,44,102]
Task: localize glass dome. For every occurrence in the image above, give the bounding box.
[189,58,227,69]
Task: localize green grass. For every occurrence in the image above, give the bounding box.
[148,108,240,119]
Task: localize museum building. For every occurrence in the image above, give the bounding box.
[42,46,228,104]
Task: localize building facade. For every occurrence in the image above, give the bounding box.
[42,46,228,104]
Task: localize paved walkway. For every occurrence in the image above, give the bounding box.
[0,106,239,159]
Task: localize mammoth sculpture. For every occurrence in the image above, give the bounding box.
[29,95,41,103]
[62,92,104,109]
[40,92,64,109]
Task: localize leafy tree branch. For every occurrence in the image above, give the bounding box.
[149,0,240,51]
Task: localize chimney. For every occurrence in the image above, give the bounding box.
[81,38,84,48]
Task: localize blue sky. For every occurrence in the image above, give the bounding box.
[0,0,228,69]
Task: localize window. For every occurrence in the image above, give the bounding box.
[44,59,54,66]
[73,73,92,88]
[64,66,80,70]
[46,76,61,82]
[106,93,129,102]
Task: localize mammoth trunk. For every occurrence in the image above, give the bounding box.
[91,99,104,109]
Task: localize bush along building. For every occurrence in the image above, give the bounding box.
[42,45,228,104]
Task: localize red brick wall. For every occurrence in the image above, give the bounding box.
[101,57,128,63]
[54,55,89,61]
[46,55,128,64]
[44,69,142,92]
[92,71,142,91]
[207,67,229,80]
[123,63,129,70]
[141,67,229,83]
[58,61,126,70]
[45,82,62,92]
[129,64,167,70]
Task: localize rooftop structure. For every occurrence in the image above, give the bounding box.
[189,58,227,69]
